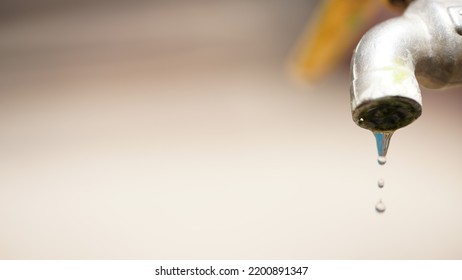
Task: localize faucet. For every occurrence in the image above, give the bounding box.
[351,0,462,132]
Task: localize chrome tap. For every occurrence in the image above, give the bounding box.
[351,0,462,132]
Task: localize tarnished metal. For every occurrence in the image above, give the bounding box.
[350,0,462,132]
[448,6,462,35]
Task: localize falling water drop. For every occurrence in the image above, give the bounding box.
[375,200,386,213]
[377,178,384,188]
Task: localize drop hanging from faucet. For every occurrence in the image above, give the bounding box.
[373,131,394,165]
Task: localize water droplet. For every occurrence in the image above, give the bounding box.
[377,156,386,165]
[375,200,386,213]
[373,131,394,165]
[377,178,384,188]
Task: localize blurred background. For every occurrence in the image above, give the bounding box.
[0,0,461,259]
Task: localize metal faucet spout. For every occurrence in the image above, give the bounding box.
[351,0,462,132]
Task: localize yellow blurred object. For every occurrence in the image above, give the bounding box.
[380,0,411,11]
[292,0,382,81]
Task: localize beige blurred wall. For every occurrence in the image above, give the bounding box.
[0,0,461,259]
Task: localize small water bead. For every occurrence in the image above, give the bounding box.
[377,178,384,188]
[375,200,386,213]
[377,156,387,165]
